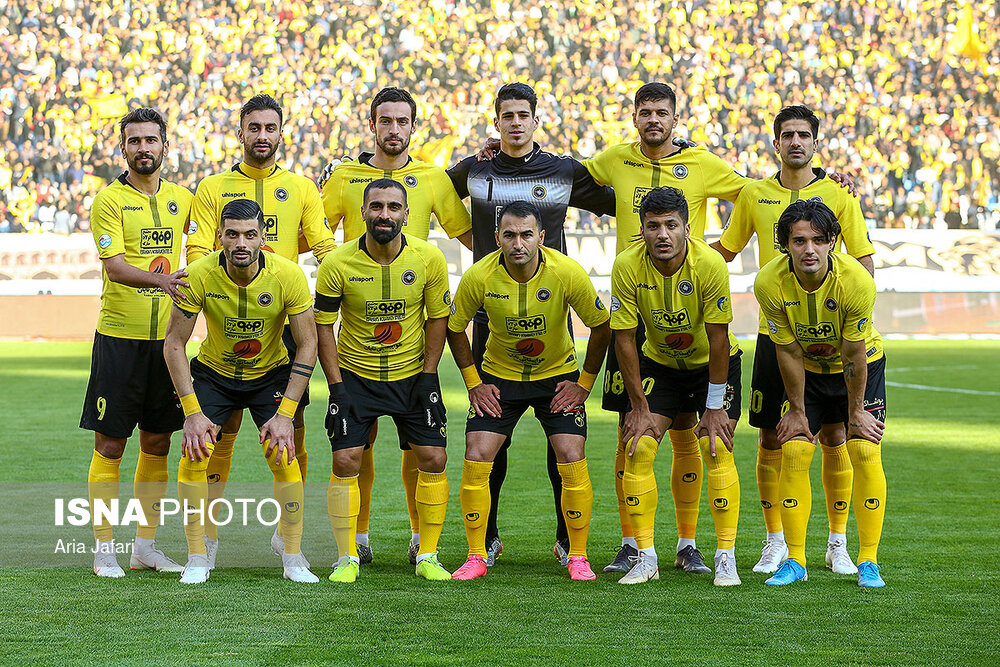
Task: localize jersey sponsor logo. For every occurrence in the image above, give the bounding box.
[401,270,416,285]
[168,201,179,215]
[857,317,868,332]
[348,276,375,282]
[513,338,544,357]
[624,160,644,168]
[632,187,652,212]
[140,228,174,254]
[263,215,278,242]
[122,205,144,212]
[403,175,417,187]
[258,292,272,307]
[795,322,836,341]
[610,296,621,312]
[767,319,778,334]
[372,321,402,345]
[149,256,170,274]
[806,343,838,357]
[274,187,288,201]
[206,291,230,300]
[663,332,694,350]
[536,288,551,302]
[188,221,198,234]
[672,164,688,179]
[136,286,166,297]
[231,338,262,359]
[758,198,782,205]
[506,315,546,337]
[349,177,373,184]
[595,296,605,310]
[825,298,838,311]
[366,299,405,322]
[651,308,690,331]
[532,185,546,199]
[485,291,509,300]
[716,296,727,311]
[677,280,693,295]
[225,317,265,338]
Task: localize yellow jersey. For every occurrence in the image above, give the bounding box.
[186,162,335,263]
[319,153,471,242]
[176,251,312,381]
[90,174,192,340]
[754,252,883,374]
[448,246,610,381]
[611,238,738,370]
[314,234,451,382]
[584,143,748,251]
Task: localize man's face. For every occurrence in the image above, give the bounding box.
[121,121,166,175]
[363,187,408,244]
[370,101,413,157]
[785,219,834,277]
[494,99,537,152]
[238,109,282,164]
[774,119,817,169]
[219,218,264,268]
[641,210,689,264]
[496,214,543,267]
[633,98,677,148]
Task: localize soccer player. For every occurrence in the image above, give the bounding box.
[754,200,887,588]
[162,198,319,585]
[611,187,743,586]
[447,201,611,581]
[81,107,191,577]
[448,82,615,568]
[712,105,876,575]
[315,179,452,583]
[186,94,334,558]
[319,87,472,566]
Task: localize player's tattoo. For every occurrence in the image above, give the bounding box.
[292,363,314,378]
[179,309,196,319]
[291,368,311,378]
[843,359,856,378]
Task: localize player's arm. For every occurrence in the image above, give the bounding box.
[300,183,337,263]
[856,254,874,277]
[163,305,216,461]
[701,151,750,203]
[186,179,218,263]
[696,322,735,456]
[711,187,755,262]
[842,338,883,443]
[102,254,190,304]
[775,342,812,444]
[568,159,616,216]
[320,166,345,237]
[445,157,473,199]
[314,260,354,438]
[447,271,501,418]
[429,167,473,246]
[259,308,317,461]
[616,327,658,453]
[413,316,449,428]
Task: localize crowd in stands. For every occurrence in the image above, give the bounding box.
[1,0,997,234]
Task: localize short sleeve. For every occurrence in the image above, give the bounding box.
[282,263,312,315]
[448,266,483,333]
[834,186,876,260]
[610,253,639,330]
[840,262,876,342]
[700,151,749,203]
[423,246,452,319]
[565,257,610,328]
[90,190,125,259]
[186,178,219,262]
[754,269,794,345]
[320,166,345,237]
[582,147,614,186]
[700,254,733,325]
[718,186,756,255]
[314,254,343,326]
[429,168,472,238]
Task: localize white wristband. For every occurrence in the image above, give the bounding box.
[706,382,727,410]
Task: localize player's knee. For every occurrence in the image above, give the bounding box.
[138,430,171,456]
[331,448,362,478]
[629,435,659,468]
[819,423,845,446]
[782,439,816,472]
[671,413,698,431]
[759,428,782,451]
[178,455,211,477]
[94,433,126,459]
[415,446,447,473]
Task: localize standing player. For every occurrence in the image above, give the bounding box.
[712,105,876,575]
[186,94,334,558]
[81,107,191,577]
[319,87,472,565]
[755,200,887,588]
[315,179,452,583]
[162,198,319,585]
[448,82,615,567]
[447,201,611,581]
[611,187,743,586]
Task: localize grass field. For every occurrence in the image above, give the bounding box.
[1,339,998,666]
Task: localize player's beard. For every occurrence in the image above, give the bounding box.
[640,126,669,148]
[246,140,279,164]
[127,149,164,176]
[227,246,260,268]
[369,217,402,245]
[377,133,410,157]
[782,150,813,169]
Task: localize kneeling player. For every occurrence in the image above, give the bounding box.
[315,179,452,583]
[163,199,319,585]
[755,199,887,588]
[612,187,743,586]
[447,201,611,581]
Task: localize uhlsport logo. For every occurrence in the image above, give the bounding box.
[761,500,772,509]
[466,512,480,521]
[865,498,880,510]
[682,472,697,483]
[834,500,848,511]
[566,510,582,519]
[625,496,639,506]
[783,498,798,508]
[713,498,728,509]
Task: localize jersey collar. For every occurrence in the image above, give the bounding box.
[219,248,266,284]
[233,162,281,180]
[498,245,546,281]
[495,142,543,167]
[359,152,413,171]
[117,172,163,195]
[775,167,826,189]
[359,233,408,262]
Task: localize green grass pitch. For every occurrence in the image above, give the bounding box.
[1,339,998,666]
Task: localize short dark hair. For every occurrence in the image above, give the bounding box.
[773,105,820,140]
[775,199,841,251]
[363,178,407,204]
[119,107,167,145]
[220,198,265,230]
[240,94,283,126]
[639,186,688,224]
[370,87,417,122]
[495,82,537,116]
[497,200,541,230]
[634,82,676,111]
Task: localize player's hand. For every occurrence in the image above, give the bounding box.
[260,414,295,462]
[777,408,813,444]
[829,171,859,197]
[469,383,502,418]
[476,137,501,161]
[696,408,734,456]
[623,406,660,456]
[848,410,885,444]
[550,379,589,414]
[326,382,354,439]
[182,413,217,462]
[160,270,190,305]
[411,372,447,428]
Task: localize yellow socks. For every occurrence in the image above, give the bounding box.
[415,470,449,556]
[756,444,783,534]
[178,442,215,555]
[133,450,167,540]
[460,458,493,557]
[614,426,634,541]
[357,446,374,536]
[88,450,121,542]
[401,448,421,535]
[822,442,853,535]
[327,472,360,560]
[263,440,304,554]
[205,431,235,541]
[669,427,702,540]
[557,458,593,557]
[623,435,659,550]
[779,439,816,566]
[295,425,308,481]
[847,438,887,564]
[700,437,740,551]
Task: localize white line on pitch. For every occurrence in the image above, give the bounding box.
[885,381,1000,396]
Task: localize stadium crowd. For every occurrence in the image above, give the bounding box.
[1,0,997,234]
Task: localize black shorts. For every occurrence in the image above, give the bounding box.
[190,358,290,429]
[331,368,448,451]
[640,351,743,421]
[748,332,783,430]
[466,370,588,439]
[799,355,887,434]
[281,324,309,408]
[80,332,183,439]
[602,319,645,413]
